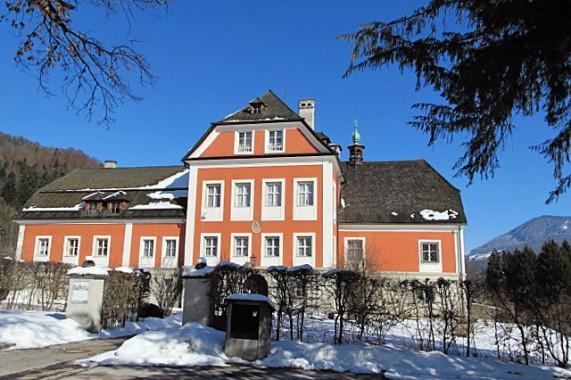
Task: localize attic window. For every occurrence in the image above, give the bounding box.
[248,101,265,114]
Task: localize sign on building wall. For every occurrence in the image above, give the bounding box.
[70,279,90,304]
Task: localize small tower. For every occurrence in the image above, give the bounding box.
[348,119,365,165]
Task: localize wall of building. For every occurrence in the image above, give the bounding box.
[338,228,459,274]
[19,222,184,268]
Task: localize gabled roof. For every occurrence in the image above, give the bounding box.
[219,90,303,123]
[339,160,467,225]
[182,90,338,163]
[15,166,188,222]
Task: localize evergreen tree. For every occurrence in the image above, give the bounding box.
[341,0,571,201]
[1,172,17,206]
[536,240,571,304]
[485,249,503,291]
[503,246,537,309]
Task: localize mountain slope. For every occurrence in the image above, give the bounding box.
[468,215,571,259]
[0,131,101,254]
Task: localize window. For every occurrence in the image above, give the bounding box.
[237,131,252,153]
[109,202,121,214]
[95,238,109,257]
[204,236,218,257]
[266,182,282,207]
[65,238,79,256]
[265,236,280,257]
[297,182,314,206]
[268,130,283,152]
[142,239,155,257]
[206,184,221,208]
[297,236,312,257]
[347,239,364,260]
[234,236,249,256]
[37,238,50,256]
[421,242,440,263]
[235,183,251,207]
[164,239,177,257]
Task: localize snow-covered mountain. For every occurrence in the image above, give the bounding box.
[468,215,571,260]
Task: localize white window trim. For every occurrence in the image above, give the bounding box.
[200,233,221,266]
[230,179,254,221]
[265,128,285,153]
[161,236,179,268]
[344,237,366,269]
[230,233,252,266]
[262,179,285,221]
[63,236,81,257]
[293,177,317,221]
[92,236,111,266]
[201,180,224,222]
[140,237,157,258]
[139,236,157,268]
[162,237,179,259]
[234,130,254,154]
[293,232,315,267]
[34,236,52,261]
[419,240,443,273]
[260,233,283,267]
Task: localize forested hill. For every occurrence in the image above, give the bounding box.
[0,131,101,255]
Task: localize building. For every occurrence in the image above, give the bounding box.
[14,91,467,279]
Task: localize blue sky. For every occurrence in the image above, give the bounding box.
[0,1,569,252]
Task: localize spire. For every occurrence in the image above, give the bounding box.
[348,119,365,166]
[352,119,361,145]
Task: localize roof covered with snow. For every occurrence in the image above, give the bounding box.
[15,166,188,221]
[339,160,467,225]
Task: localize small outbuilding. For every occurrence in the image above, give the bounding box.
[224,293,275,361]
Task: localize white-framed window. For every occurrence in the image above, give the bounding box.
[235,182,251,207]
[231,180,254,221]
[142,238,155,257]
[297,236,313,257]
[204,236,218,257]
[420,241,440,263]
[94,237,109,257]
[231,233,251,265]
[163,238,177,257]
[202,181,224,221]
[297,181,314,206]
[234,236,249,256]
[265,236,280,257]
[262,179,285,221]
[418,240,443,273]
[265,182,282,207]
[345,238,365,270]
[293,233,315,266]
[266,130,284,152]
[161,237,178,268]
[206,184,221,208]
[139,237,156,268]
[260,233,283,267]
[64,237,80,256]
[236,131,253,153]
[35,236,51,258]
[293,178,317,220]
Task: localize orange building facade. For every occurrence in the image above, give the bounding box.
[14,91,466,280]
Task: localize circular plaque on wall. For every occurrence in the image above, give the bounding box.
[251,220,262,233]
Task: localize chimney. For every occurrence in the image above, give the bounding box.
[298,99,315,130]
[104,160,117,169]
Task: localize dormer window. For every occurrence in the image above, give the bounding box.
[247,100,265,115]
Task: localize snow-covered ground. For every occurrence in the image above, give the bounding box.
[0,309,569,380]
